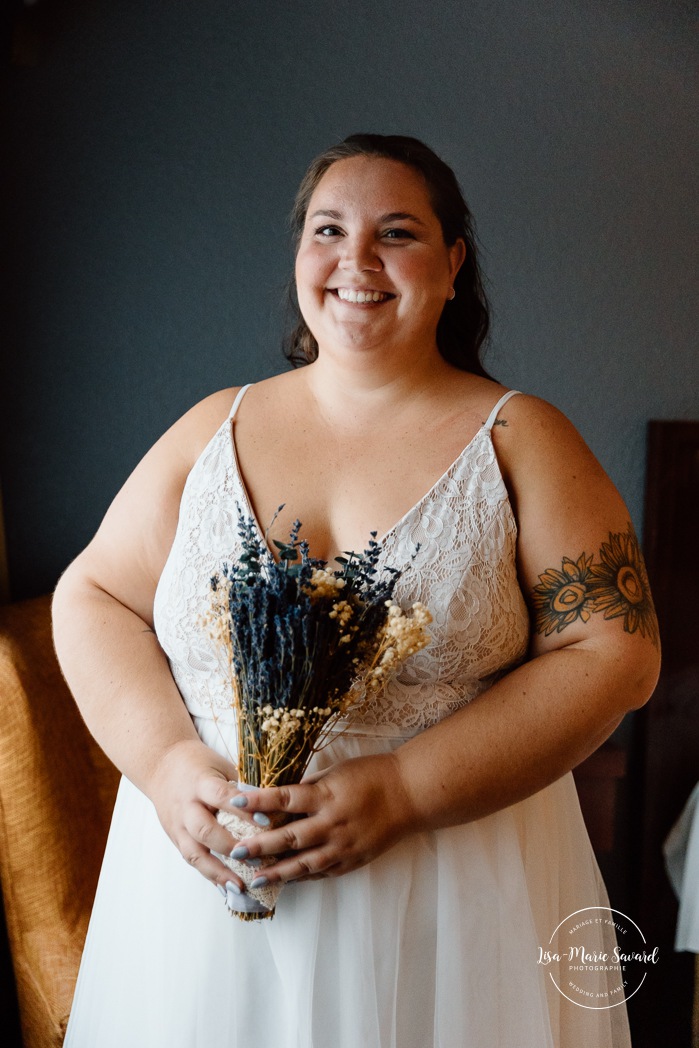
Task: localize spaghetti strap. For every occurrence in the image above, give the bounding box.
[484,389,522,431]
[228,384,253,421]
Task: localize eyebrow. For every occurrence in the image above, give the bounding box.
[309,209,427,226]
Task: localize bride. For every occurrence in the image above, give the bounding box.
[53,133,659,1047]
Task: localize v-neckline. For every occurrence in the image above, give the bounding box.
[227,416,493,562]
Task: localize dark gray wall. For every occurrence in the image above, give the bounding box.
[1,4,697,1042]
[2,0,697,601]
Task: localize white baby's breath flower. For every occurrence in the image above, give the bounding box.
[307,568,346,600]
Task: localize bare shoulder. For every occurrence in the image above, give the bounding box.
[118,385,242,506]
[490,391,589,445]
[490,393,610,498]
[491,394,660,680]
[64,387,242,624]
[164,386,241,468]
[489,391,623,543]
[112,383,243,525]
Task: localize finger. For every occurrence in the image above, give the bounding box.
[229,812,329,862]
[226,781,324,819]
[300,766,332,785]
[176,836,245,893]
[198,777,276,831]
[298,863,344,883]
[197,774,248,813]
[183,800,248,858]
[253,847,341,885]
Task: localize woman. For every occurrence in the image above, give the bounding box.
[53,134,659,1047]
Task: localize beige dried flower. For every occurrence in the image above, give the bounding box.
[362,601,432,690]
[306,568,346,600]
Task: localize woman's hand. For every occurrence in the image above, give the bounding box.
[145,738,257,894]
[222,752,417,886]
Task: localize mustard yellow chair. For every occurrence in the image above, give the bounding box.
[0,594,119,1047]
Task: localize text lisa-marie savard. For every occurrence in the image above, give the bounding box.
[537,946,659,965]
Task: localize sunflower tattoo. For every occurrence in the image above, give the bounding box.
[532,553,594,635]
[532,523,659,646]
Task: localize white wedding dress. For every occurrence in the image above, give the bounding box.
[65,386,631,1048]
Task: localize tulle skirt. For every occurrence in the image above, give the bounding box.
[65,719,631,1048]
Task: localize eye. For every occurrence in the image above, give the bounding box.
[383,228,415,240]
[314,225,343,238]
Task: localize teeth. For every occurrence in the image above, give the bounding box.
[336,288,388,303]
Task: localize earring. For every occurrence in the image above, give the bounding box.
[447,287,456,301]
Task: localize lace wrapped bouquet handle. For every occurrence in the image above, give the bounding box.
[206,509,431,921]
[216,792,286,914]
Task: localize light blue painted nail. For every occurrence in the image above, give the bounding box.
[231,795,248,808]
[247,858,262,869]
[253,812,271,827]
[225,880,242,896]
[230,845,249,860]
[216,883,227,897]
[250,875,268,889]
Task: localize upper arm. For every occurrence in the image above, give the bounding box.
[494,396,660,704]
[59,388,239,627]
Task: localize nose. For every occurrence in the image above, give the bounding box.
[338,234,383,273]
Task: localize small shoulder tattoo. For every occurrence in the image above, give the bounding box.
[531,523,659,646]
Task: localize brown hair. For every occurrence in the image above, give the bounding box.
[283,133,492,377]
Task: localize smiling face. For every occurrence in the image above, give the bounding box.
[294,156,465,361]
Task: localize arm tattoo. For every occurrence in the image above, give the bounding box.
[531,523,659,646]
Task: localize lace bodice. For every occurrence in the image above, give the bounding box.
[153,387,530,739]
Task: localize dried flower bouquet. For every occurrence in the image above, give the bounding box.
[207,510,431,920]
